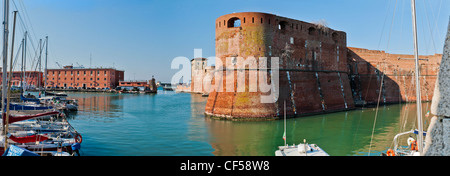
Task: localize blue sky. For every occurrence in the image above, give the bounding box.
[7,0,450,82]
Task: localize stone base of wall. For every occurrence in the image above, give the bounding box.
[424,117,450,156]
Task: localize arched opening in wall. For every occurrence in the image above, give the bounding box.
[332,32,339,42]
[278,21,288,30]
[228,17,241,28]
[308,27,316,35]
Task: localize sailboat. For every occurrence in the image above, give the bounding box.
[1,1,81,156]
[275,101,329,156]
[382,0,426,156]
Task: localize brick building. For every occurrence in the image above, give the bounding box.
[118,78,158,92]
[191,58,215,93]
[46,66,124,89]
[0,71,43,88]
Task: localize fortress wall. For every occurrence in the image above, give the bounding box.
[206,12,354,120]
[348,47,441,104]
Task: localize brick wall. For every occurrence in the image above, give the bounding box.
[46,68,124,89]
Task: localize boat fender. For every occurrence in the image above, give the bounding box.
[75,134,83,143]
[410,140,417,151]
[386,149,395,156]
[71,142,81,151]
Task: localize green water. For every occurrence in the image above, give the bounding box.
[64,90,431,156]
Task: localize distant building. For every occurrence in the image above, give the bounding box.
[119,80,148,90]
[118,78,157,93]
[46,65,124,89]
[0,71,43,88]
[190,58,214,93]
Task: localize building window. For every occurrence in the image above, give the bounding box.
[332,32,339,42]
[308,27,316,35]
[227,17,241,28]
[279,21,288,30]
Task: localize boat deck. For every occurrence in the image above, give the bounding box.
[275,144,329,156]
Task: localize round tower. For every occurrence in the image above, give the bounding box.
[206,12,354,120]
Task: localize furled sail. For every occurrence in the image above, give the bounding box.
[2,111,59,124]
[8,134,49,143]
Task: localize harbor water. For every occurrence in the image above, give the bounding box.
[62,89,431,156]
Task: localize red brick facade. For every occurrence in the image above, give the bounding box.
[46,66,124,89]
[0,71,43,88]
[205,12,442,120]
[206,12,353,119]
[347,47,441,104]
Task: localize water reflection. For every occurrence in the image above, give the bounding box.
[204,102,432,156]
[64,91,431,156]
[69,92,126,118]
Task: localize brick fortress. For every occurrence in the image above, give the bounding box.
[200,12,441,120]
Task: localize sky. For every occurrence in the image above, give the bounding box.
[3,0,450,82]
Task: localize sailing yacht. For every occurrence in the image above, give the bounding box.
[382,0,426,156]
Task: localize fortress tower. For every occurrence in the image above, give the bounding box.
[205,12,355,120]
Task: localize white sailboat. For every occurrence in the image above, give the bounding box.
[275,101,329,156]
[1,0,82,156]
[383,0,426,156]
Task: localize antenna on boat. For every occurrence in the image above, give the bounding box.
[411,0,424,155]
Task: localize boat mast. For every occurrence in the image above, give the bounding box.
[44,36,48,94]
[411,0,424,155]
[284,101,286,146]
[1,0,9,138]
[23,31,27,92]
[20,36,24,94]
[4,10,18,148]
[37,39,42,90]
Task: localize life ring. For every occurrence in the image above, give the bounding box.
[410,140,417,151]
[386,149,395,156]
[75,134,83,143]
